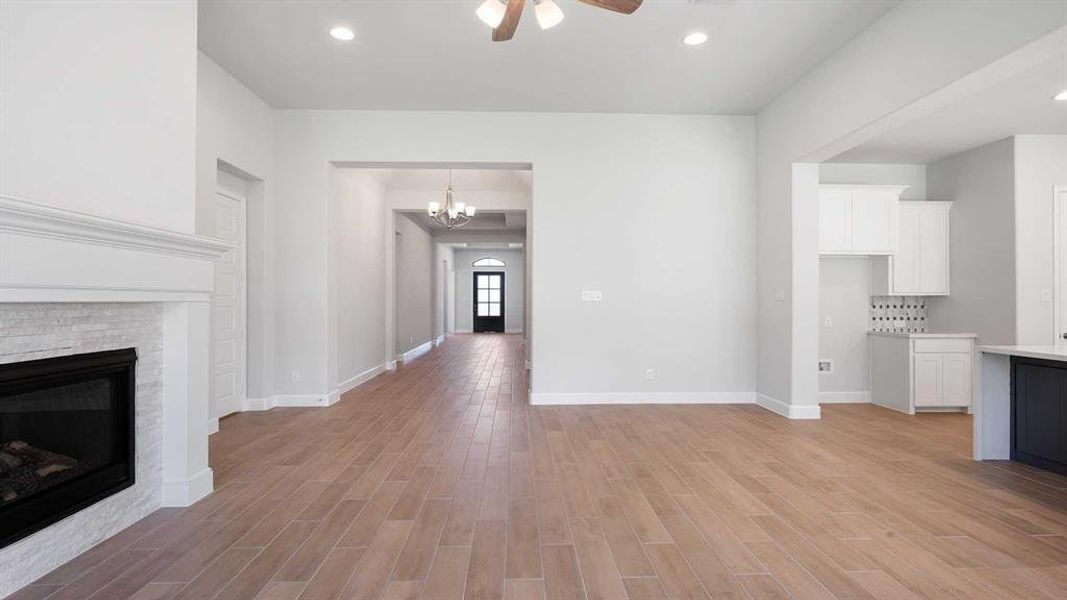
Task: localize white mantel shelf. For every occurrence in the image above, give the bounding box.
[1,195,231,302]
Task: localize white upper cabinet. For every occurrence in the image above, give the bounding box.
[818,185,907,255]
[871,201,951,296]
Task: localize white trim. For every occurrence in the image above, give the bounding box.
[818,391,872,404]
[524,360,531,371]
[529,391,756,406]
[161,467,214,507]
[505,328,523,334]
[756,393,822,420]
[272,394,333,407]
[243,396,275,411]
[0,194,233,259]
[454,328,473,334]
[207,417,220,435]
[338,363,388,395]
[0,285,210,303]
[1054,186,1067,343]
[399,340,433,362]
[434,335,446,346]
[386,360,398,371]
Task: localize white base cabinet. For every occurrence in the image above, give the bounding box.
[870,333,975,414]
[871,201,951,296]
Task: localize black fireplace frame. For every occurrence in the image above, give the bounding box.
[0,348,136,548]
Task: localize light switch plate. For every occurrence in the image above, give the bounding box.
[579,290,603,302]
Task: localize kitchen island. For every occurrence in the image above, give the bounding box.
[975,345,1067,474]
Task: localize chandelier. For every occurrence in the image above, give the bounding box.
[428,170,476,229]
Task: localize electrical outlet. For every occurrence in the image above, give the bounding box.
[645,368,655,381]
[774,288,787,302]
[818,361,833,374]
[579,290,603,302]
[291,370,302,383]
[1041,289,1053,303]
[823,316,833,327]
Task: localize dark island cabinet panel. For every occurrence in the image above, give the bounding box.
[1012,357,1067,474]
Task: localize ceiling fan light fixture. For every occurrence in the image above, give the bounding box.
[1055,89,1067,101]
[534,0,565,30]
[476,0,507,28]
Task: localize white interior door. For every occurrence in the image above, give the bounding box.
[212,191,246,419]
[1057,188,1067,341]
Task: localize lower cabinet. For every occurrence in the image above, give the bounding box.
[913,350,971,408]
[1011,357,1067,474]
[870,334,975,414]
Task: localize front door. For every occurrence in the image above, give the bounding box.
[473,271,505,333]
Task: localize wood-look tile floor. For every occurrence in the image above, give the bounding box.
[12,333,1067,599]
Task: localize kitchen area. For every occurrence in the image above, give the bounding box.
[816,48,1067,475]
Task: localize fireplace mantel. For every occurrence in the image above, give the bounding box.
[1,195,232,303]
[0,194,231,507]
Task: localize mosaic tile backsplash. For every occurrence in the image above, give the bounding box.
[870,296,927,333]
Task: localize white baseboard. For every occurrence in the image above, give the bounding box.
[338,363,388,395]
[756,393,821,420]
[434,335,446,346]
[399,340,433,362]
[455,328,473,334]
[819,391,872,404]
[243,394,333,411]
[161,467,214,507]
[529,391,756,406]
[207,417,219,435]
[506,328,523,334]
[387,360,397,371]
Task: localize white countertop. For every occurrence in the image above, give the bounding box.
[978,345,1067,362]
[868,332,977,339]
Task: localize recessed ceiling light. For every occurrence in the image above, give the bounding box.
[683,32,708,46]
[329,26,355,41]
[1055,89,1067,101]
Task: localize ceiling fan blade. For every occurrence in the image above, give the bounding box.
[492,0,525,41]
[577,0,642,14]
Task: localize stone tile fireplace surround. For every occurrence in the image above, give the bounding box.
[0,196,231,596]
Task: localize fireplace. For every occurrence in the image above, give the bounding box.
[0,348,136,548]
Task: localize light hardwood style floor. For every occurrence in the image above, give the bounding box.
[10,334,1067,599]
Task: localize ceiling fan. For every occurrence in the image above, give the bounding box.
[476,0,643,41]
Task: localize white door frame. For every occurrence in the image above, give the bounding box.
[1054,186,1067,342]
[211,188,247,423]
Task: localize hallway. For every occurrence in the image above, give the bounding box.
[13,334,1067,600]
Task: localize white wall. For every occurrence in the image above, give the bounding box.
[0,0,197,231]
[454,249,525,333]
[394,213,434,356]
[925,138,1017,345]
[273,112,756,400]
[330,169,387,388]
[196,50,278,401]
[818,257,870,395]
[1014,135,1067,344]
[755,1,1065,415]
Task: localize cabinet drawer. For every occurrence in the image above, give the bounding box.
[912,339,971,354]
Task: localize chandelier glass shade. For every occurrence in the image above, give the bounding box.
[428,171,476,229]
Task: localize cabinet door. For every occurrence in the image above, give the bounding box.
[913,354,942,407]
[919,206,950,294]
[892,206,921,294]
[940,353,971,407]
[1013,361,1067,465]
[819,191,851,253]
[851,190,897,253]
